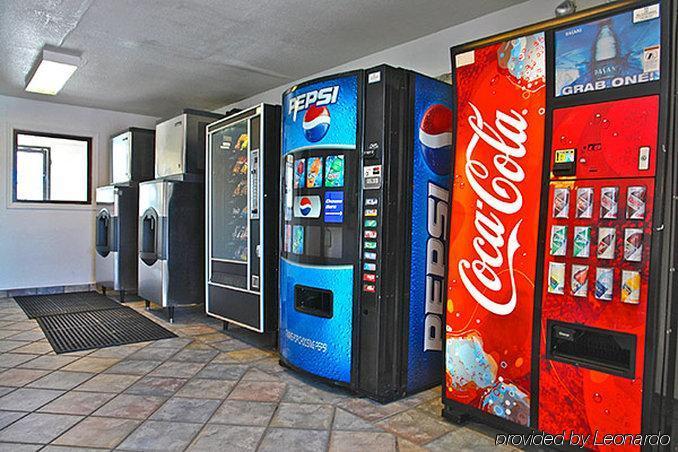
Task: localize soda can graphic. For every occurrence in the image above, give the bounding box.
[600,186,619,219]
[624,228,644,262]
[597,227,616,260]
[576,187,594,219]
[325,155,345,188]
[306,157,323,188]
[294,158,306,189]
[552,188,570,218]
[626,186,647,220]
[548,262,566,295]
[595,267,614,301]
[621,270,641,304]
[549,225,568,256]
[292,225,304,255]
[284,224,292,253]
[571,264,589,298]
[284,155,294,221]
[573,226,591,258]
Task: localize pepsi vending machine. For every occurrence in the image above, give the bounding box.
[279,65,452,402]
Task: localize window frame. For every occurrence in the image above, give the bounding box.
[15,145,51,201]
[12,129,93,205]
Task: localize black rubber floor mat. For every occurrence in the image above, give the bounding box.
[14,292,121,319]
[37,308,177,354]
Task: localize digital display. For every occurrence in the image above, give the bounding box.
[555,148,575,164]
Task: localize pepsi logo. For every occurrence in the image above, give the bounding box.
[303,105,331,142]
[299,197,312,216]
[419,104,453,175]
[293,195,321,218]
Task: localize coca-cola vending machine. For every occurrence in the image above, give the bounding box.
[444,1,678,449]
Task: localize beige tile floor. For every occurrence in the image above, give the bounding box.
[0,295,521,451]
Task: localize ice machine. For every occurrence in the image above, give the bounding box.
[138,109,221,322]
[95,128,155,299]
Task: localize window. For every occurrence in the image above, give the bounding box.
[13,130,92,204]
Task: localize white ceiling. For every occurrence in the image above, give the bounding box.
[0,0,525,117]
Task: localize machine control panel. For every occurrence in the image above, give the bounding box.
[361,194,380,294]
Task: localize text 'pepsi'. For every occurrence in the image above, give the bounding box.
[424,181,449,351]
[288,86,340,121]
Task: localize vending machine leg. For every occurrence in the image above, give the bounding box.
[145,300,150,310]
[222,321,229,331]
[442,406,470,425]
[167,306,174,324]
[101,286,107,296]
[119,290,125,303]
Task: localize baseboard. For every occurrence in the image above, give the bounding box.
[0,283,97,299]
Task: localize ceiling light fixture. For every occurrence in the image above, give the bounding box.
[25,47,81,95]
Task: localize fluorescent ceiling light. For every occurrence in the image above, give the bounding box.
[25,48,80,95]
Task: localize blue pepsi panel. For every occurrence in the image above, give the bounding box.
[555,4,661,97]
[283,75,358,152]
[406,74,452,393]
[279,73,360,383]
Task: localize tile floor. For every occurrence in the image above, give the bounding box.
[0,295,519,451]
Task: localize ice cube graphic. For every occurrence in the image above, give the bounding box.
[481,380,530,425]
[446,332,497,391]
[498,33,546,92]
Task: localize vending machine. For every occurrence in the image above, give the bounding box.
[444,0,678,448]
[205,104,281,333]
[279,65,452,402]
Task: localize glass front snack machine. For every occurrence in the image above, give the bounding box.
[205,104,281,335]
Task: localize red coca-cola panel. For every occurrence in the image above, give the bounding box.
[550,96,659,180]
[445,33,546,426]
[539,98,659,451]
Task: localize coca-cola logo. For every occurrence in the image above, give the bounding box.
[458,102,528,316]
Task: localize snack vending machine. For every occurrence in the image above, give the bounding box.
[279,65,452,402]
[205,104,281,333]
[444,0,678,447]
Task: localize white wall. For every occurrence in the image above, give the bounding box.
[217,0,608,112]
[0,95,158,290]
